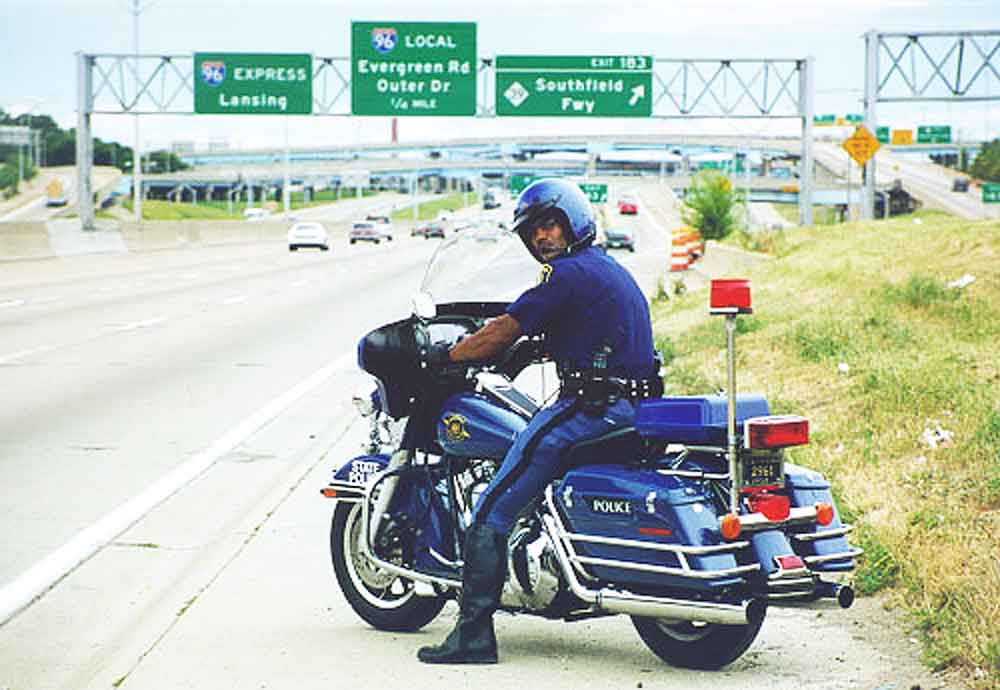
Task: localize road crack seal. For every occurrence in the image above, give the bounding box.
[108,409,359,687]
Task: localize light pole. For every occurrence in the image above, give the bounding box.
[127,0,156,223]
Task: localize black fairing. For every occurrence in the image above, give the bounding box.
[356,302,512,419]
[357,317,421,418]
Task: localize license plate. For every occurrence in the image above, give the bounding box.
[742,455,783,489]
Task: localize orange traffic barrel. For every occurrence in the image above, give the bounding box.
[670,234,690,272]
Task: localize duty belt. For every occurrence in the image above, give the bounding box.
[560,372,663,402]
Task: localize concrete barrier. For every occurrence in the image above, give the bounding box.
[119,221,288,252]
[0,222,54,262]
[2,219,296,261]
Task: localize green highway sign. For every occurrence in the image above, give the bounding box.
[496,55,652,117]
[876,126,890,144]
[845,114,863,123]
[509,174,535,195]
[917,125,952,144]
[509,176,607,203]
[194,53,312,115]
[578,183,608,203]
[983,183,1000,204]
[351,22,477,116]
[813,114,836,125]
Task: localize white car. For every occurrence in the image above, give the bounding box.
[287,221,330,252]
[363,214,395,241]
[351,217,394,244]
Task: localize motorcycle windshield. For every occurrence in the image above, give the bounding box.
[418,223,539,306]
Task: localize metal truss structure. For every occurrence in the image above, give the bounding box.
[77,52,815,228]
[863,30,1000,218]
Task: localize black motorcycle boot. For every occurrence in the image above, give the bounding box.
[417,523,507,664]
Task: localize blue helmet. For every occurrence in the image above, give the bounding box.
[512,178,596,262]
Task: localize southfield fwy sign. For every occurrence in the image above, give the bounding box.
[194,53,313,115]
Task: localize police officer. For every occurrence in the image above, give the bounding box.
[418,178,660,665]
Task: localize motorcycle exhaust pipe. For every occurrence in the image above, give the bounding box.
[817,580,855,609]
[593,589,764,627]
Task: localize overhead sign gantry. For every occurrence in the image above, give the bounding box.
[75,22,817,229]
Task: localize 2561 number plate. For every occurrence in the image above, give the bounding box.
[742,455,784,489]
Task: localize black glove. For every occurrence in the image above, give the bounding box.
[423,342,454,368]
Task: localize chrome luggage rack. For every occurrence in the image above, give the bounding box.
[544,488,759,583]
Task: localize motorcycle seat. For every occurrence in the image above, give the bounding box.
[561,427,644,468]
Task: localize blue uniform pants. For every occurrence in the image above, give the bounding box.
[471,397,636,535]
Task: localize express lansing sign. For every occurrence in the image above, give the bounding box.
[351,22,477,116]
[194,53,313,115]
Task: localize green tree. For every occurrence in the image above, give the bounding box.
[970,139,1000,182]
[682,172,742,240]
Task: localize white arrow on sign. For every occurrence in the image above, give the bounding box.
[628,84,645,107]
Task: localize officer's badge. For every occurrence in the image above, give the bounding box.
[442,413,471,443]
[537,263,553,285]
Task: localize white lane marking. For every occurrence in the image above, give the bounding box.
[0,344,60,365]
[0,299,26,309]
[223,295,249,305]
[0,349,357,625]
[290,280,308,288]
[35,297,62,305]
[114,316,168,332]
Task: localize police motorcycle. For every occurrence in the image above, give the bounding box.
[321,230,862,670]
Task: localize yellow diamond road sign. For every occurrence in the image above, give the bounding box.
[842,125,881,166]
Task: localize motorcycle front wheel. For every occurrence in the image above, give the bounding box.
[631,612,765,670]
[330,502,445,632]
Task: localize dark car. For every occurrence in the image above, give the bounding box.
[602,226,636,252]
[952,177,970,192]
[414,221,446,239]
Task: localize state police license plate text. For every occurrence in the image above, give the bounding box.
[742,456,783,488]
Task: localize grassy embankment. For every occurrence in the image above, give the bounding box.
[110,188,378,221]
[390,191,480,223]
[107,190,480,223]
[651,210,1000,689]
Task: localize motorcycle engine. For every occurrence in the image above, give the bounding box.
[501,517,564,613]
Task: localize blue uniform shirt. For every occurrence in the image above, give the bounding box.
[506,246,655,379]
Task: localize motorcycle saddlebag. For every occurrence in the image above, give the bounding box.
[784,463,857,571]
[554,464,745,592]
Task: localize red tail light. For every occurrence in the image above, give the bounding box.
[745,415,809,449]
[775,554,806,570]
[709,279,753,314]
[746,491,791,521]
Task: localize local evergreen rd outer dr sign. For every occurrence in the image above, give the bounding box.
[195,53,313,115]
[351,22,477,116]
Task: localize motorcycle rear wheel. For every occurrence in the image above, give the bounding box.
[631,612,765,670]
[330,502,445,632]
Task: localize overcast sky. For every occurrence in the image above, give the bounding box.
[2,0,999,150]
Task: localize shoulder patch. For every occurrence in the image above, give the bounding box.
[537,263,553,285]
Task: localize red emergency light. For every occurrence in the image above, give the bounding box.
[744,415,810,449]
[709,279,752,314]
